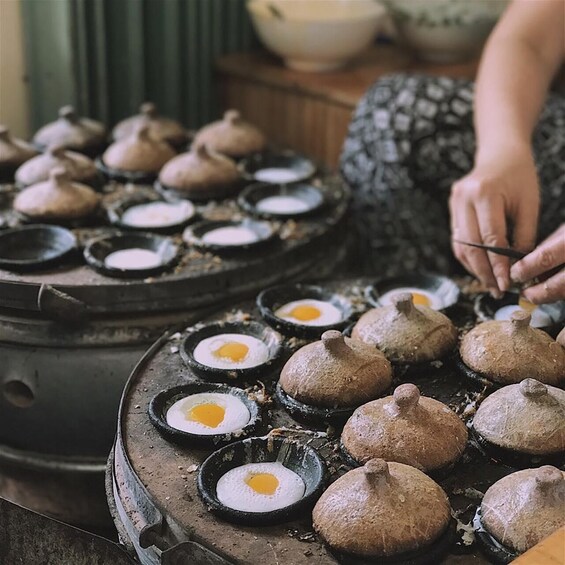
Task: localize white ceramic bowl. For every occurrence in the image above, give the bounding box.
[247,0,387,72]
[385,0,507,63]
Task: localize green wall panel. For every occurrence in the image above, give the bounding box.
[22,0,257,132]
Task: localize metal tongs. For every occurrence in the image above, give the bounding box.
[453,240,526,260]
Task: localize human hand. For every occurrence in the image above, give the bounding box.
[510,224,565,304]
[449,147,539,296]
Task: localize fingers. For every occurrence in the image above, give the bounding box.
[475,195,510,292]
[450,179,500,295]
[512,195,539,253]
[511,226,565,283]
[522,269,565,304]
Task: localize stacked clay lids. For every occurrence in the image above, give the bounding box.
[14,167,100,223]
[313,459,453,562]
[15,144,99,187]
[158,143,240,201]
[32,105,107,155]
[352,292,458,365]
[101,124,176,175]
[112,102,189,148]
[279,330,392,409]
[0,126,39,182]
[478,466,565,557]
[341,383,468,475]
[472,378,565,463]
[193,109,267,159]
[459,310,565,386]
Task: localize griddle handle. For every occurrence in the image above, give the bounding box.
[37,284,88,323]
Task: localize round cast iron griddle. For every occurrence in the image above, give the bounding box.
[0,176,349,315]
[108,277,541,565]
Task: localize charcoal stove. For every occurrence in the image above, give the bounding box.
[107,277,557,565]
[0,174,349,529]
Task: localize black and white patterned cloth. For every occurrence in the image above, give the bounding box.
[340,73,565,276]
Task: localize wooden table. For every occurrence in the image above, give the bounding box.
[514,527,565,565]
[215,45,479,168]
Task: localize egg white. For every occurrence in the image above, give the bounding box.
[378,288,443,310]
[275,299,343,326]
[256,195,311,215]
[202,226,259,246]
[121,201,194,228]
[254,168,302,184]
[193,333,270,369]
[216,462,305,513]
[104,248,162,270]
[166,392,251,435]
[494,304,552,328]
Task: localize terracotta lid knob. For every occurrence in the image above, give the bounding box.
[321,330,348,354]
[393,383,420,412]
[59,105,78,122]
[195,142,211,159]
[534,466,563,492]
[140,102,157,118]
[520,378,547,399]
[224,109,241,125]
[392,293,415,316]
[134,124,150,140]
[49,166,70,185]
[47,144,67,158]
[511,310,531,330]
[364,458,391,488]
[0,126,9,140]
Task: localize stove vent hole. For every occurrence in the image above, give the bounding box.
[3,380,35,408]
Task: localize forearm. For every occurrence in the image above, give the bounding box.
[474,0,564,163]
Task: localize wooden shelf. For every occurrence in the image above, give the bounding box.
[216,45,478,168]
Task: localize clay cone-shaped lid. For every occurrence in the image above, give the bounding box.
[0,126,39,168]
[102,124,175,173]
[313,459,451,558]
[112,102,188,147]
[473,379,565,455]
[32,106,106,152]
[460,311,565,386]
[342,384,468,472]
[481,466,565,553]
[351,293,458,363]
[15,144,98,186]
[193,110,266,159]
[557,326,565,348]
[279,330,392,408]
[158,143,240,199]
[14,167,100,221]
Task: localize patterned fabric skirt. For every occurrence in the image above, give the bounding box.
[340,73,565,276]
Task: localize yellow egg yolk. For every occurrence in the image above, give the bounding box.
[245,473,279,495]
[518,297,537,313]
[411,292,431,307]
[289,305,321,321]
[187,403,225,428]
[213,341,249,363]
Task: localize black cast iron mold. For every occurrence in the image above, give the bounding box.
[180,320,284,381]
[197,435,327,526]
[473,507,518,564]
[238,182,325,220]
[0,224,77,272]
[474,291,565,338]
[238,150,316,184]
[106,194,197,234]
[148,382,262,447]
[95,156,159,185]
[183,219,277,255]
[256,283,354,339]
[365,272,460,312]
[83,231,180,279]
[275,382,357,427]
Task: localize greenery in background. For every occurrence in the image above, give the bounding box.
[22,0,258,132]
